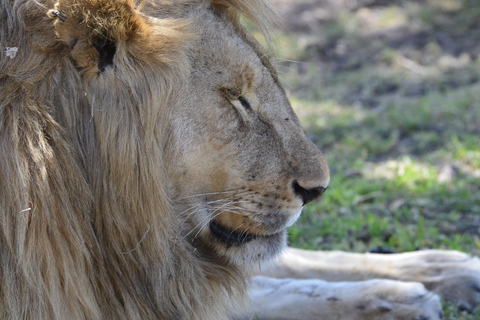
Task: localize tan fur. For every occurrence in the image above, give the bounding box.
[1,0,329,319]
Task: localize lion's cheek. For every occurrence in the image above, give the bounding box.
[174,141,241,192]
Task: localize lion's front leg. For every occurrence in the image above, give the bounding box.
[249,276,443,320]
[258,247,480,312]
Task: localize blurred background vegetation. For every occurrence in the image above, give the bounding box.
[259,0,480,318]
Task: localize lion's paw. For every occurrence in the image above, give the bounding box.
[347,279,443,320]
[396,250,480,312]
[249,277,443,320]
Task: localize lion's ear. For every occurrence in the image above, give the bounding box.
[48,0,150,73]
[211,0,277,39]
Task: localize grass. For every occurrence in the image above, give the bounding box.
[265,0,480,318]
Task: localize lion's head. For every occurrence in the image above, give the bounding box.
[1,0,329,318]
[165,7,330,266]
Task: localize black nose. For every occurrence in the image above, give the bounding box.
[292,180,327,205]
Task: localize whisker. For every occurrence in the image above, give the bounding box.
[180,201,234,242]
[188,199,254,241]
[177,202,205,222]
[237,224,255,240]
[191,209,226,243]
[225,222,247,243]
[176,195,240,227]
[174,188,247,201]
[178,198,253,229]
[175,193,263,244]
[221,206,256,217]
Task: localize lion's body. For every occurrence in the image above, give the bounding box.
[1,0,330,318]
[5,1,477,319]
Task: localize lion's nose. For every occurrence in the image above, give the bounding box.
[292,180,327,206]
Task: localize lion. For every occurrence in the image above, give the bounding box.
[1,0,479,319]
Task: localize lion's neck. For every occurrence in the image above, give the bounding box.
[88,165,248,319]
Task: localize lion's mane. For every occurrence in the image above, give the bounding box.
[0,0,274,318]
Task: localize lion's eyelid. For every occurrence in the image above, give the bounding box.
[238,96,252,110]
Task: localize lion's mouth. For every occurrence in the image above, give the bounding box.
[209,220,256,245]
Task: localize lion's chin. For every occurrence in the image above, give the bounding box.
[207,220,287,266]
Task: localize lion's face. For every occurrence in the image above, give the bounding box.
[166,8,329,265]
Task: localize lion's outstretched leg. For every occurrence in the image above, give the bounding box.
[257,247,480,312]
[248,276,443,320]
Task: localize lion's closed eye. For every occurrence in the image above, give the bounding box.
[238,96,252,111]
[230,95,257,121]
[222,81,256,113]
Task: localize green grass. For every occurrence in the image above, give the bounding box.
[269,0,480,318]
